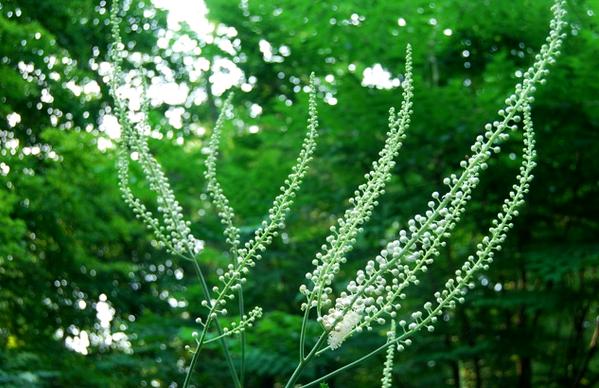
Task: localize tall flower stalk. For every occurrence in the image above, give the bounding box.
[285,1,566,386]
[109,1,319,386]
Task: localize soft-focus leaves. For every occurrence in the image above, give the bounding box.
[1,0,598,387]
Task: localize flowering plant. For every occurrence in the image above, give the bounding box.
[109,1,567,386]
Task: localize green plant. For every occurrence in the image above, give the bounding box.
[108,0,566,386]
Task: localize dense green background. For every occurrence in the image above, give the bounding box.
[1,0,598,386]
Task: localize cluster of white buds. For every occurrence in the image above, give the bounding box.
[317,0,566,350]
[380,321,396,388]
[110,3,195,257]
[200,74,320,318]
[322,295,365,350]
[333,130,495,334]
[111,0,320,333]
[372,102,539,386]
[391,101,537,354]
[204,93,241,257]
[301,45,414,316]
[110,7,166,249]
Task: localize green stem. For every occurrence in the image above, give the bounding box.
[303,343,388,388]
[284,333,327,388]
[239,285,245,386]
[183,258,241,388]
[299,304,310,360]
[183,323,208,387]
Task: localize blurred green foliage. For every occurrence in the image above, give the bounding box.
[0,0,598,387]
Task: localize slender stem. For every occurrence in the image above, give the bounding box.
[182,258,241,388]
[239,285,245,386]
[183,323,209,387]
[205,85,245,386]
[284,333,327,388]
[303,343,388,388]
[299,305,310,360]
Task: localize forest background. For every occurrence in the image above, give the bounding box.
[0,0,598,386]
